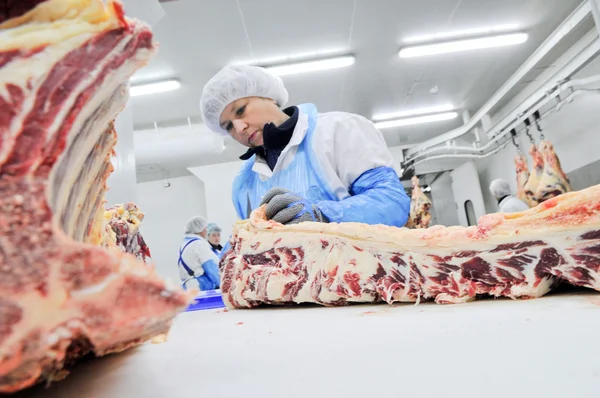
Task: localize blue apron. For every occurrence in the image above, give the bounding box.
[178,237,200,278]
[231,103,337,219]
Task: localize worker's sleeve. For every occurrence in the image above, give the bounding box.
[316,114,410,227]
[218,240,232,262]
[193,240,221,290]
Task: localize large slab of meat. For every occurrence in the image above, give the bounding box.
[0,0,194,393]
[221,184,600,309]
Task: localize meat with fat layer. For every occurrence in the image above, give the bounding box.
[514,154,530,205]
[523,144,544,208]
[102,202,152,263]
[0,0,194,393]
[535,140,571,202]
[406,176,432,229]
[221,184,600,308]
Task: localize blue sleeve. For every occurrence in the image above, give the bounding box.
[197,259,220,290]
[203,259,221,287]
[316,166,410,227]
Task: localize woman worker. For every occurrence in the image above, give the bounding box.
[178,216,220,291]
[200,64,410,229]
[206,223,223,256]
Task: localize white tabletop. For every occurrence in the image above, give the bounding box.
[16,291,600,398]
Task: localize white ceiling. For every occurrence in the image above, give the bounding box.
[131,0,586,182]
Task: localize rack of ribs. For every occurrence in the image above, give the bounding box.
[0,0,194,393]
[221,184,600,309]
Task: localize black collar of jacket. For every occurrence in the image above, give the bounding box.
[239,106,299,161]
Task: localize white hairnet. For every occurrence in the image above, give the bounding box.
[489,179,512,199]
[200,64,289,135]
[185,216,208,235]
[207,223,221,235]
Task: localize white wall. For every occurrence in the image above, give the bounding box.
[135,176,207,282]
[188,161,244,242]
[476,90,600,213]
[106,103,137,205]
[451,161,487,226]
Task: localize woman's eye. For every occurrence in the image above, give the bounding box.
[226,122,233,132]
[236,105,246,117]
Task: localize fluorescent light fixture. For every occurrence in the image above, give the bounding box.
[265,55,355,76]
[234,48,346,66]
[399,33,528,58]
[404,24,519,44]
[373,104,454,121]
[374,112,458,129]
[130,79,181,97]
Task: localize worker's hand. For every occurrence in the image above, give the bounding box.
[260,187,328,225]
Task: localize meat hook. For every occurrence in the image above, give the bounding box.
[510,128,520,153]
[532,110,544,140]
[523,118,535,144]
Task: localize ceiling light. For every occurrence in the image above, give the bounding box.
[373,104,454,121]
[404,24,519,44]
[130,80,181,97]
[374,112,458,129]
[265,55,355,76]
[235,48,346,66]
[399,33,528,58]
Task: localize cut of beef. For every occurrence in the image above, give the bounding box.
[221,184,600,309]
[535,140,571,202]
[514,154,530,205]
[524,144,544,208]
[0,0,193,393]
[102,202,152,263]
[406,176,432,229]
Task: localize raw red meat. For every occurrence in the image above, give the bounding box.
[0,1,193,393]
[221,184,600,308]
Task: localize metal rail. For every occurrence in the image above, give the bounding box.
[405,0,595,164]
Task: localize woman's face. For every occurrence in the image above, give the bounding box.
[208,232,221,246]
[219,97,286,147]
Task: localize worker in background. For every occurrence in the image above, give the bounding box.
[200,64,410,229]
[178,216,220,291]
[489,178,529,213]
[206,223,223,256]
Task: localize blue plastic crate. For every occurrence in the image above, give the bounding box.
[185,289,225,312]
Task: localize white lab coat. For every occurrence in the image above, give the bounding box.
[177,234,219,289]
[498,195,529,213]
[250,109,395,200]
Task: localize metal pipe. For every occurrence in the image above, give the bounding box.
[406,1,593,157]
[408,88,597,169]
[405,74,600,163]
[590,0,600,35]
[407,34,600,163]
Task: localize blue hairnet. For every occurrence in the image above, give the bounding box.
[200,65,289,135]
[489,179,512,199]
[207,223,221,235]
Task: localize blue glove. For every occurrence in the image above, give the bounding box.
[260,187,328,225]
